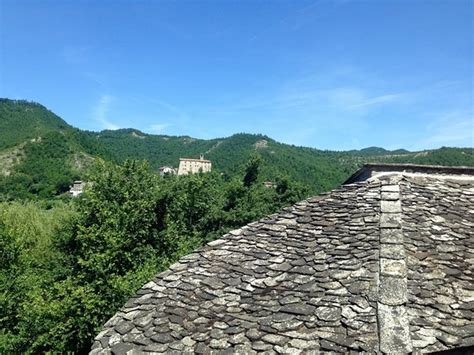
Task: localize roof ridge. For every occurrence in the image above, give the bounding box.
[377,176,412,353]
[345,164,474,184]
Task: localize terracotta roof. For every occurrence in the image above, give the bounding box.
[91,166,474,354]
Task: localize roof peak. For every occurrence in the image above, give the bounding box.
[344,163,474,184]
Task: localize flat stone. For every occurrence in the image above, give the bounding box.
[380,214,401,228]
[269,262,292,272]
[272,319,303,332]
[261,334,288,346]
[288,338,319,350]
[115,321,134,335]
[207,239,228,247]
[279,295,300,305]
[380,244,405,259]
[181,336,196,347]
[380,258,407,278]
[280,303,315,315]
[316,306,341,322]
[246,328,263,341]
[381,185,400,193]
[111,342,134,354]
[381,192,399,200]
[209,338,229,349]
[378,303,412,353]
[380,228,403,244]
[151,333,173,343]
[381,200,402,213]
[379,276,407,306]
[251,341,273,351]
[291,265,314,275]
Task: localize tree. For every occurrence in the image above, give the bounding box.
[243,154,261,187]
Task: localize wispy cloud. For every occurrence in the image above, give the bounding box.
[211,86,406,115]
[421,110,474,148]
[349,93,405,109]
[148,123,170,133]
[93,94,120,130]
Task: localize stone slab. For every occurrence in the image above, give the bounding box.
[378,303,412,353]
[381,200,402,213]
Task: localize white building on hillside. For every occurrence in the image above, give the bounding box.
[177,154,211,175]
[159,166,177,176]
[69,180,86,197]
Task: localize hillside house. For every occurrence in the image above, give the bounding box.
[158,166,177,176]
[177,154,212,175]
[68,180,86,197]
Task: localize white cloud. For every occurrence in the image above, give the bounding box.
[93,94,120,130]
[148,123,170,133]
[349,93,405,109]
[422,111,474,147]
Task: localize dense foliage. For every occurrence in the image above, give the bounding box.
[0,159,308,352]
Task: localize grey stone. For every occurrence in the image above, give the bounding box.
[381,200,402,213]
[378,303,412,353]
[151,333,173,343]
[261,333,288,346]
[316,306,341,322]
[110,342,134,354]
[380,258,407,278]
[380,244,405,259]
[115,321,134,335]
[379,275,407,306]
[380,214,401,228]
[280,303,315,315]
[380,228,404,244]
[251,341,273,351]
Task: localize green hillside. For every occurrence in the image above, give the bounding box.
[0,99,72,149]
[1,98,473,200]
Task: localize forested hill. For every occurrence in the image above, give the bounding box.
[1,98,473,199]
[0,99,72,149]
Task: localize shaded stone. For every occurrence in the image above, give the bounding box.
[280,303,315,315]
[110,342,134,354]
[115,321,134,335]
[151,333,173,343]
[251,341,273,351]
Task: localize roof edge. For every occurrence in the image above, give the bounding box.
[344,163,474,184]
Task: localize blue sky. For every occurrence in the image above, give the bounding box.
[1,0,472,150]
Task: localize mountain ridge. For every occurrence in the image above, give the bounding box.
[1,98,473,199]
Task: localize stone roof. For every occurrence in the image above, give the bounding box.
[91,165,474,354]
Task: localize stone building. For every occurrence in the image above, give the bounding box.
[68,180,86,197]
[177,154,211,175]
[91,164,474,354]
[159,166,177,176]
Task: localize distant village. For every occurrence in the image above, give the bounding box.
[69,155,212,197]
[69,154,276,197]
